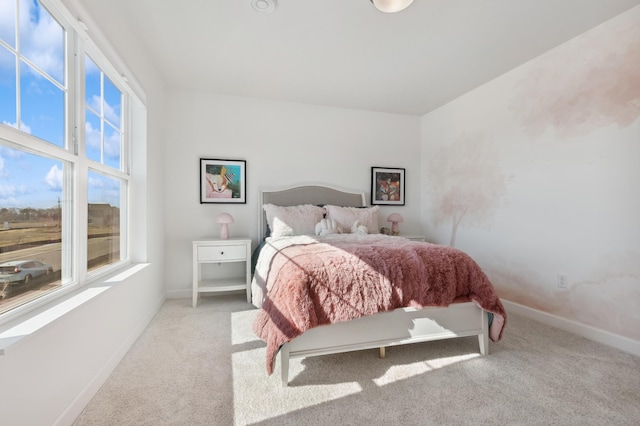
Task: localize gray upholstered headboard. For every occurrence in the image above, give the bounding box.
[258,184,366,240]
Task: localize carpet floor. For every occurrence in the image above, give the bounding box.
[73,294,640,425]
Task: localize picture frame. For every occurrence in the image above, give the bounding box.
[200,158,246,204]
[371,166,405,206]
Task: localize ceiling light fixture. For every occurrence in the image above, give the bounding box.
[370,0,414,13]
[251,0,277,14]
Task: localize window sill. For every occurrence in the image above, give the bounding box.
[0,263,150,355]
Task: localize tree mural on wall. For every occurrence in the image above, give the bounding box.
[514,16,640,135]
[426,135,508,247]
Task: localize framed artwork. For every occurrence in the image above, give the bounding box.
[371,166,405,206]
[200,158,246,204]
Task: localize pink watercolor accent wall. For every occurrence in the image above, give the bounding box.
[515,18,640,136]
[421,7,640,341]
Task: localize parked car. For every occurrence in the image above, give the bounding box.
[0,260,54,293]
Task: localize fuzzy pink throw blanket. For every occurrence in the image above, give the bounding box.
[252,235,506,374]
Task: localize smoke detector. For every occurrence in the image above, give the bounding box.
[251,0,277,14]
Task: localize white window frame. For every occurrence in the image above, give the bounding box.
[0,0,136,325]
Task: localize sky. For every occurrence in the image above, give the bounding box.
[0,0,122,210]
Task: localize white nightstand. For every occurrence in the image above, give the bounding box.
[192,238,252,307]
[399,235,426,242]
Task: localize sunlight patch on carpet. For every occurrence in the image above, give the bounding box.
[232,350,364,424]
[373,353,480,386]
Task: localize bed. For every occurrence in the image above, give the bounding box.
[251,183,506,386]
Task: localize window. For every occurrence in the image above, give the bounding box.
[0,0,131,316]
[1,0,65,146]
[87,171,122,272]
[85,55,122,169]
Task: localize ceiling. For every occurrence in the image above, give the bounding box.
[80,0,639,116]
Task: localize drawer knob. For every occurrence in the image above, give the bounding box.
[220,251,224,255]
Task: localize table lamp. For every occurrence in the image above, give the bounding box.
[215,212,234,239]
[387,213,404,235]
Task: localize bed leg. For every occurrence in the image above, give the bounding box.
[281,344,290,387]
[379,347,386,359]
[479,311,489,355]
[478,333,489,355]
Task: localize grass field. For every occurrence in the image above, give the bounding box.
[0,221,116,250]
[0,222,60,248]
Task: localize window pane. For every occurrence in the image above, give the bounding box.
[0,145,63,313]
[84,55,122,171]
[85,109,101,162]
[0,46,17,128]
[104,123,121,169]
[20,60,64,146]
[0,0,17,48]
[87,171,120,271]
[18,0,64,85]
[103,75,121,128]
[85,55,100,113]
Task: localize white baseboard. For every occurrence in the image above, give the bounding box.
[165,288,246,300]
[502,299,640,358]
[55,293,166,426]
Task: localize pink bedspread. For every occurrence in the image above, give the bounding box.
[252,234,506,374]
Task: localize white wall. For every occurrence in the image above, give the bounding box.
[420,7,640,344]
[0,0,168,424]
[164,91,422,297]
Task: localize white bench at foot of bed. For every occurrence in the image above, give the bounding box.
[280,301,489,387]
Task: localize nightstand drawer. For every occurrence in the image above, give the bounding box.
[198,245,246,261]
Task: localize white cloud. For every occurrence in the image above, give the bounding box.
[0,183,20,206]
[0,146,21,158]
[89,95,121,126]
[88,175,102,189]
[0,156,6,178]
[0,197,19,207]
[103,99,120,126]
[105,129,121,160]
[88,94,101,113]
[19,0,65,82]
[0,183,32,207]
[85,117,121,162]
[0,1,16,48]
[0,183,16,197]
[85,120,101,149]
[45,164,63,190]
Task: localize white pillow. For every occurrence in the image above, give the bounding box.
[325,205,380,234]
[263,204,324,238]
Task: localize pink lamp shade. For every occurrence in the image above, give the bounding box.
[387,213,404,235]
[215,212,234,240]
